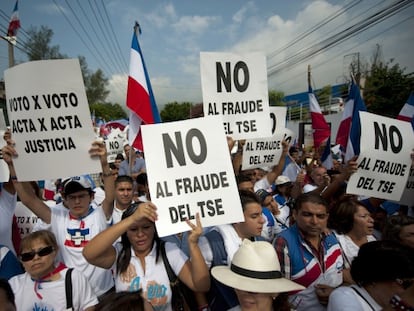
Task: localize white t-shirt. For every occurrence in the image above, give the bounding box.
[0,189,17,254]
[114,241,187,311]
[9,268,98,311]
[50,205,114,296]
[335,233,376,268]
[328,285,382,311]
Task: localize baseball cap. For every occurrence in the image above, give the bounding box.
[255,189,272,205]
[63,176,94,196]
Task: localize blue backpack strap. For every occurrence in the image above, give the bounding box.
[205,230,239,311]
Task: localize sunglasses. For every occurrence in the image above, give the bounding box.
[20,246,55,262]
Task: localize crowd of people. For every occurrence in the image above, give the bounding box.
[0,126,413,311]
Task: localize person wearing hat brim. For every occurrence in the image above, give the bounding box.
[212,239,304,311]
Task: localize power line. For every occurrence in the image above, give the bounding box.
[267,0,413,77]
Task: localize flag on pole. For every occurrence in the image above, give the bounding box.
[126,22,161,151]
[397,91,414,130]
[309,85,332,169]
[335,81,367,162]
[7,0,20,37]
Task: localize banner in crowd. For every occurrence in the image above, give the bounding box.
[4,59,100,181]
[241,107,296,170]
[347,111,414,201]
[141,116,243,237]
[200,52,272,140]
[105,128,127,163]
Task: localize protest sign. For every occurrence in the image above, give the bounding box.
[347,111,414,201]
[241,107,296,170]
[4,59,100,181]
[399,166,414,206]
[105,128,127,163]
[141,116,244,237]
[200,52,272,140]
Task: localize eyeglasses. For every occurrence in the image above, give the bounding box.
[66,193,90,202]
[20,246,55,262]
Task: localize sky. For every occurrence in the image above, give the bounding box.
[0,0,413,112]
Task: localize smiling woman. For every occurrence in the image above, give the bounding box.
[8,230,98,311]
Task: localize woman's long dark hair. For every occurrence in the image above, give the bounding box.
[116,202,162,275]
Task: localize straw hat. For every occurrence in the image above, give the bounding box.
[211,239,304,293]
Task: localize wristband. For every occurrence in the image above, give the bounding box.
[10,175,17,181]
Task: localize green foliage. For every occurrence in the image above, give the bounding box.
[160,102,193,122]
[268,90,285,106]
[25,25,67,60]
[364,59,414,118]
[24,26,110,106]
[90,102,127,121]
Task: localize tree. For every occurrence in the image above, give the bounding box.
[24,26,110,106]
[160,102,192,122]
[25,25,66,60]
[364,59,414,118]
[90,102,127,121]
[268,90,285,106]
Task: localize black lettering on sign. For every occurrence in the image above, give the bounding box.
[9,96,30,112]
[216,61,249,93]
[374,122,403,153]
[163,129,207,168]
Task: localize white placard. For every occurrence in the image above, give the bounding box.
[141,116,244,237]
[347,111,414,201]
[105,128,127,163]
[4,59,100,181]
[200,52,272,140]
[241,107,293,170]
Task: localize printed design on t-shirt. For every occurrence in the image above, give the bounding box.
[145,280,168,308]
[121,263,138,284]
[64,228,90,247]
[32,302,54,311]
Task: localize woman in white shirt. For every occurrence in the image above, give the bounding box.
[328,240,414,311]
[9,230,98,311]
[328,198,376,284]
[83,201,209,311]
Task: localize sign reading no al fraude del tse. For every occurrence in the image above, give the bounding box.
[347,111,414,202]
[4,59,100,181]
[141,116,244,237]
[200,52,272,140]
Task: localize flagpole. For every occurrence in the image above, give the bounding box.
[307,65,311,89]
[8,40,15,68]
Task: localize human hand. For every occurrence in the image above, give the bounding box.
[89,139,107,161]
[186,213,203,245]
[1,139,17,165]
[130,202,158,223]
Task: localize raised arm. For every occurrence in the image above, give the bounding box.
[177,213,210,292]
[264,139,289,185]
[83,201,158,269]
[2,141,52,223]
[90,140,115,220]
